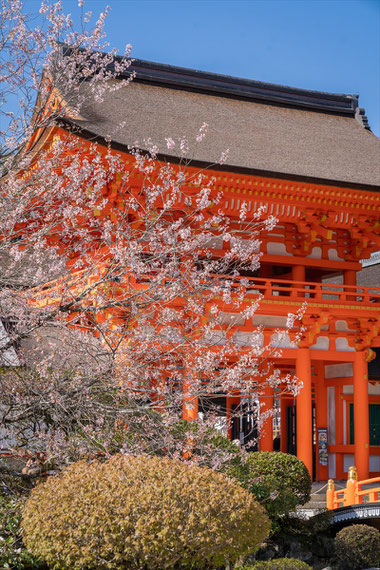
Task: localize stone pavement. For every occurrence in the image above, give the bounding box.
[297,481,347,518]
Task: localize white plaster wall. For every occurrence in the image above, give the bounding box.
[310,336,329,350]
[309,246,322,259]
[335,320,355,332]
[328,248,344,261]
[202,331,226,345]
[270,332,297,349]
[344,454,355,473]
[266,242,291,256]
[325,363,353,379]
[342,384,380,395]
[233,331,264,347]
[252,315,288,327]
[369,383,380,395]
[329,453,336,479]
[335,337,355,352]
[328,387,336,444]
[370,455,380,472]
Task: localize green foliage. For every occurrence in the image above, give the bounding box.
[249,559,311,569]
[271,510,333,542]
[22,454,270,569]
[334,524,380,570]
[0,496,43,569]
[225,452,311,519]
[259,510,334,561]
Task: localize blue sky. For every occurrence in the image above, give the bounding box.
[36,0,380,136]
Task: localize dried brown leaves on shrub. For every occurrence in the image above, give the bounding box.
[22,454,270,569]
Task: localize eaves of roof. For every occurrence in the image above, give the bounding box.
[57,118,380,193]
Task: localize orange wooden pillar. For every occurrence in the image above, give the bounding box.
[345,466,358,506]
[344,269,357,301]
[292,265,305,298]
[315,362,329,481]
[326,479,335,510]
[182,392,198,421]
[182,365,198,422]
[296,349,313,476]
[344,270,356,286]
[293,265,305,282]
[353,351,369,480]
[259,385,273,451]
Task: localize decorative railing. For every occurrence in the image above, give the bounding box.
[231,277,380,305]
[327,466,380,509]
[33,272,380,309]
[135,274,380,304]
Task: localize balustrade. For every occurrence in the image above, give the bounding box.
[327,466,380,510]
[33,272,380,311]
[233,276,380,305]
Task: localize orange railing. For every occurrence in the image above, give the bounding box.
[136,274,380,304]
[32,272,380,310]
[327,466,380,509]
[231,277,380,304]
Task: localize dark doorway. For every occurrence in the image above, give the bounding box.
[231,401,258,452]
[286,402,316,480]
[286,404,297,455]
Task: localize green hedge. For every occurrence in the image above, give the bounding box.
[225,451,311,519]
[334,524,380,570]
[240,559,311,569]
[251,559,311,569]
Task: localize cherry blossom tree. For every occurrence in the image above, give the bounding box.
[0,0,304,474]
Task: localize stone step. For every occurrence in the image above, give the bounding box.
[299,505,326,511]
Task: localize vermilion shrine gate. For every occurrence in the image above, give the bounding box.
[24,58,380,482]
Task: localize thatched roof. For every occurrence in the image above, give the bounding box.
[66,58,380,188]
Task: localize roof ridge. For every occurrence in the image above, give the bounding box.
[60,45,361,117]
[128,57,356,102]
[121,57,360,115]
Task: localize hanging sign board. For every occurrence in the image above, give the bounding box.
[317,428,328,466]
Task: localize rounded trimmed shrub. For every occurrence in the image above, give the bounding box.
[22,454,270,569]
[251,559,311,569]
[225,452,311,519]
[334,524,380,570]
